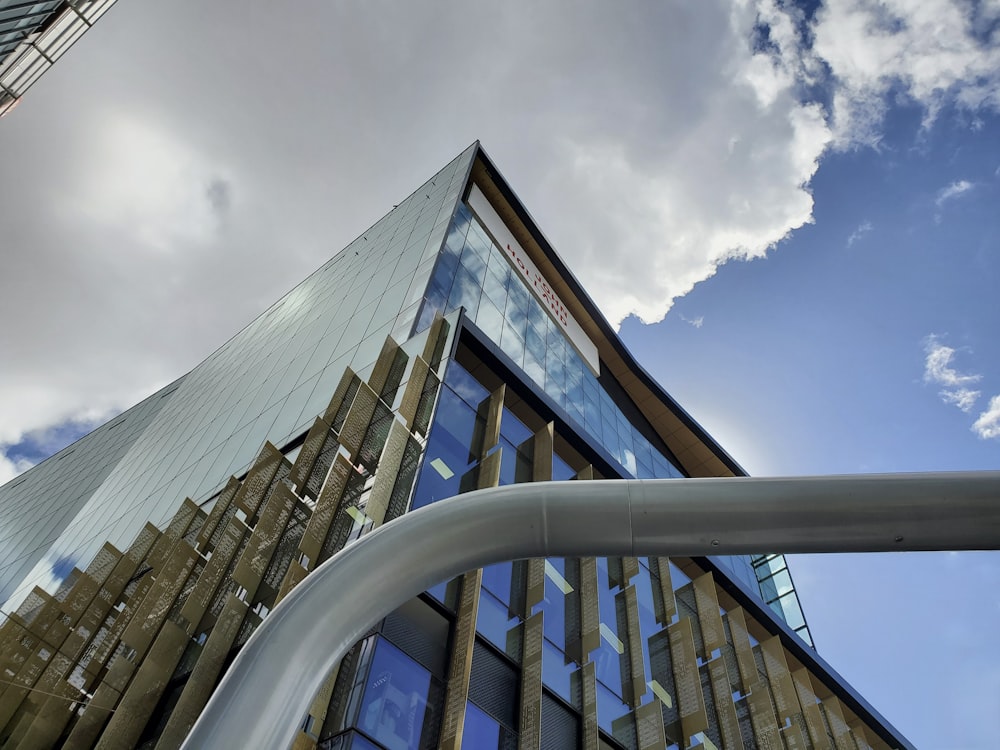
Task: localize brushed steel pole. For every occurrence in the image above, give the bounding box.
[181,472,1000,749]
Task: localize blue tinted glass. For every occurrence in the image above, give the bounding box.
[358,639,432,750]
[462,702,500,750]
[482,266,508,311]
[447,208,685,481]
[444,362,490,407]
[411,389,479,510]
[524,325,546,367]
[596,680,634,743]
[498,438,532,486]
[541,638,580,706]
[499,321,525,366]
[475,296,505,344]
[552,454,575,481]
[477,589,521,660]
[506,276,530,316]
[593,558,625,695]
[349,732,380,750]
[447,267,482,319]
[527,299,547,331]
[482,561,514,604]
[443,221,470,259]
[459,241,488,285]
[464,222,493,262]
[500,406,532,446]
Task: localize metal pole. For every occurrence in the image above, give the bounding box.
[181,472,1000,749]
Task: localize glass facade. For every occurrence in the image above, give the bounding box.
[0,0,120,117]
[415,203,682,482]
[0,376,182,605]
[0,143,478,614]
[0,144,898,750]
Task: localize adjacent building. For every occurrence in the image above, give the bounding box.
[0,143,912,749]
[0,0,118,118]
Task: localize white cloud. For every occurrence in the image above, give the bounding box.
[972,395,1000,439]
[813,0,1000,147]
[2,1,999,468]
[936,179,975,207]
[680,314,705,329]
[924,335,983,388]
[940,388,982,413]
[0,452,33,485]
[847,220,873,247]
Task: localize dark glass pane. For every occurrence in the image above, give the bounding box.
[462,702,500,750]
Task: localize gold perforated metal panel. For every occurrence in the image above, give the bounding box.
[519,611,544,750]
[668,616,708,740]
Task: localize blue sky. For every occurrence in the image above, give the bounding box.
[622,100,1000,747]
[1,0,998,746]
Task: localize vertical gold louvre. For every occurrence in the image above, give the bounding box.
[480,384,505,459]
[635,700,667,750]
[746,684,783,748]
[338,381,379,458]
[668,616,709,740]
[365,418,409,526]
[231,483,298,596]
[438,570,482,750]
[287,417,333,491]
[322,367,357,424]
[622,583,647,707]
[653,557,677,625]
[368,337,403,396]
[581,660,600,750]
[233,442,286,518]
[399,356,430,429]
[760,635,802,721]
[526,558,546,611]
[692,571,726,657]
[708,656,745,750]
[196,477,240,550]
[532,422,554,482]
[825,696,857,750]
[792,667,829,748]
[579,556,601,659]
[726,607,760,693]
[519,611,544,750]
[298,454,353,565]
[0,332,897,750]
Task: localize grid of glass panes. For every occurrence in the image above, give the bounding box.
[752,553,813,646]
[415,203,682,480]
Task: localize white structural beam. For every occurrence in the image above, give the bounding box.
[182,472,1000,749]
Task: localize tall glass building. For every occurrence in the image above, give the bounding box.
[0,144,913,749]
[0,0,119,118]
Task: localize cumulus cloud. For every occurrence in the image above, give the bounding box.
[0,453,33,485]
[923,334,985,414]
[941,388,982,413]
[846,220,873,247]
[973,396,1000,439]
[813,0,1000,147]
[2,0,1000,471]
[680,315,705,329]
[924,335,983,389]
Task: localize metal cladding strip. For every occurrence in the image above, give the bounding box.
[182,472,1000,750]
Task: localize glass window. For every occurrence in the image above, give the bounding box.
[461,702,500,750]
[447,267,482,320]
[477,589,521,662]
[410,389,481,510]
[357,639,436,750]
[541,639,580,706]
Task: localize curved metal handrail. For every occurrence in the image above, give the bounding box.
[181,473,1000,749]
